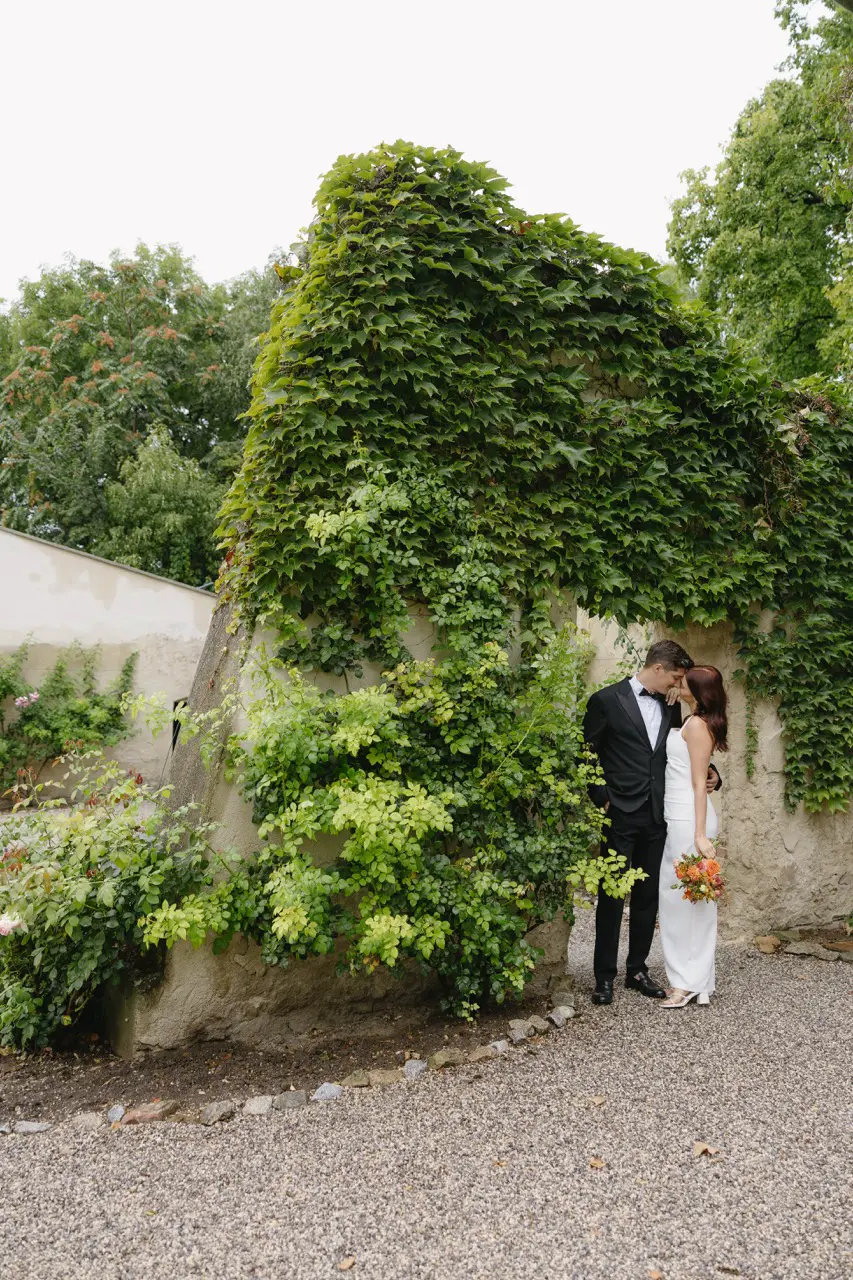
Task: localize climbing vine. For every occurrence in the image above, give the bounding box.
[218,142,853,814]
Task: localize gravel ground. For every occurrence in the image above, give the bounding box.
[3,914,851,1280]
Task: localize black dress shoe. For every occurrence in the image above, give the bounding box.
[591,980,614,1005]
[625,969,667,999]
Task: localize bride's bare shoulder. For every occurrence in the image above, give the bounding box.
[683,715,713,742]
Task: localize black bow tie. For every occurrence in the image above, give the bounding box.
[639,689,664,700]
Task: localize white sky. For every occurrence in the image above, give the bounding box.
[1,0,804,303]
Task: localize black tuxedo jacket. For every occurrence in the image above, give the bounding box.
[583,677,681,825]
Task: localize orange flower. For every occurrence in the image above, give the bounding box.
[705,859,721,877]
[91,360,105,374]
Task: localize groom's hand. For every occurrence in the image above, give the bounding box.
[705,768,717,793]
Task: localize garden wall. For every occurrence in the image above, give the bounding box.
[108,606,852,1057]
[0,528,214,787]
[106,602,571,1057]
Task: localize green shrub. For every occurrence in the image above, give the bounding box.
[135,625,641,1019]
[0,754,238,1049]
[0,644,136,801]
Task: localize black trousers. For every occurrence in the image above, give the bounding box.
[593,800,667,982]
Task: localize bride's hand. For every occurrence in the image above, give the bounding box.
[695,835,715,858]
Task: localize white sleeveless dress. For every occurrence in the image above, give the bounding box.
[658,721,718,994]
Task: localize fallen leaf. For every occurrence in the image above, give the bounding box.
[338,1259,356,1272]
[590,1095,606,1106]
[589,1157,606,1169]
[693,1141,721,1158]
[492,1160,508,1168]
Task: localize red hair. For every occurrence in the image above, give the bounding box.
[686,665,728,752]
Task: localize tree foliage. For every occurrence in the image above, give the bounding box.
[667,2,853,380]
[0,244,281,575]
[92,429,224,586]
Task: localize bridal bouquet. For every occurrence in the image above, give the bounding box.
[672,850,725,904]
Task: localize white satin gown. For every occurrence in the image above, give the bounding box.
[658,722,718,995]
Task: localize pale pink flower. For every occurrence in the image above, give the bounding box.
[0,914,23,936]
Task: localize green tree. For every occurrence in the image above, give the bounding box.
[0,244,283,573]
[92,428,225,585]
[667,3,853,380]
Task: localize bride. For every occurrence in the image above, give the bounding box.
[658,665,728,1008]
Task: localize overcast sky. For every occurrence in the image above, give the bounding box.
[2,0,803,302]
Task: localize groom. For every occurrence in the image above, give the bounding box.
[582,639,720,1006]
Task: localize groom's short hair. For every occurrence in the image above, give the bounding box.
[645,639,694,671]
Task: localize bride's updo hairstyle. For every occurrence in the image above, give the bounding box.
[686,665,729,752]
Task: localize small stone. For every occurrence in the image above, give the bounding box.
[783,941,840,962]
[403,1058,428,1082]
[427,1048,468,1070]
[242,1095,274,1116]
[508,1027,528,1045]
[200,1100,236,1126]
[551,983,576,1008]
[488,1039,510,1055]
[273,1090,308,1110]
[369,1068,404,1087]
[311,1082,343,1102]
[553,1004,577,1021]
[106,1104,125,1124]
[774,928,803,942]
[527,1015,551,1035]
[754,935,783,954]
[508,1018,535,1036]
[342,1069,370,1088]
[70,1111,103,1132]
[14,1120,51,1135]
[468,1045,498,1064]
[546,1009,566,1028]
[0,1122,11,1135]
[121,1099,179,1125]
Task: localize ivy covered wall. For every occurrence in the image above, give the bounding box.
[220,141,853,815]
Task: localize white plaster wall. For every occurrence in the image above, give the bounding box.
[0,529,215,787]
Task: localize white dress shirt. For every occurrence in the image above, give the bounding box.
[630,674,662,749]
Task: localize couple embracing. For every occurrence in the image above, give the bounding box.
[583,639,728,1009]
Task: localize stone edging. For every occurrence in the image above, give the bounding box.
[1,987,578,1136]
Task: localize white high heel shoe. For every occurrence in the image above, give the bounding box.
[661,989,711,1008]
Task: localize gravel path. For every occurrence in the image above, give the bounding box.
[3,915,851,1280]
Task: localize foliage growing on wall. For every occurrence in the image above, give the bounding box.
[136,629,637,1019]
[0,644,136,800]
[220,141,853,813]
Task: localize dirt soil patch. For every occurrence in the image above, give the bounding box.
[0,997,559,1123]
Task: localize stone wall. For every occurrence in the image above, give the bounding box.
[108,605,851,1056]
[110,602,570,1057]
